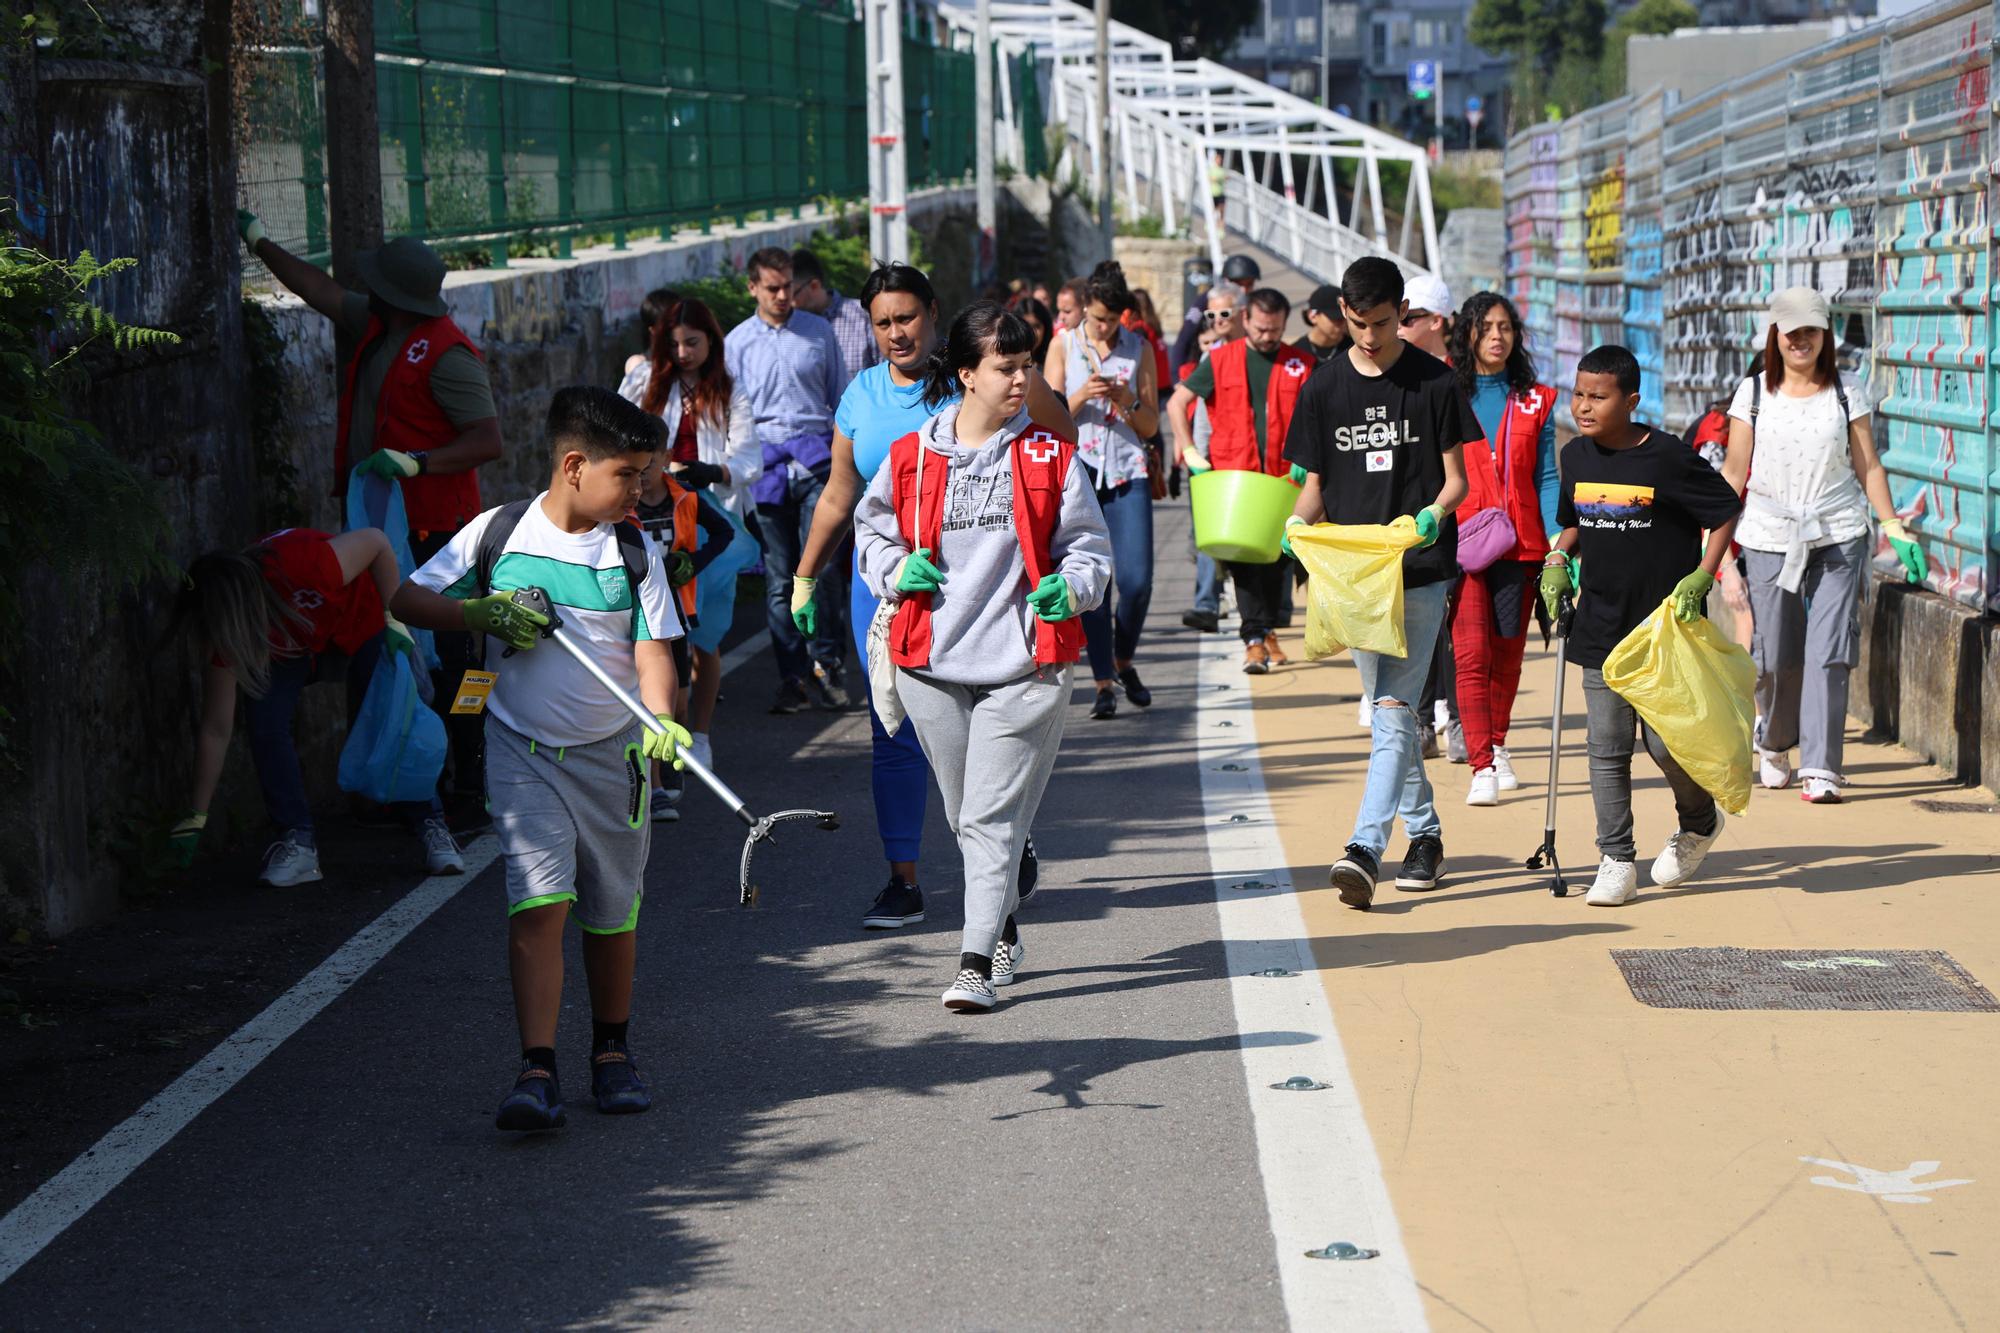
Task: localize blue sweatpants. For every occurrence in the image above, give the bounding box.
[852,554,927,865]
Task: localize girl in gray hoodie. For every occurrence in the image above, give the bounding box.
[854,303,1113,1011]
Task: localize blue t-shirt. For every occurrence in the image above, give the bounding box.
[835,362,934,482]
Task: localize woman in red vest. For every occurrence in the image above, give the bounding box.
[853,303,1112,1013]
[1445,293,1560,806]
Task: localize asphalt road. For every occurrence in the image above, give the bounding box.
[2,504,1298,1330]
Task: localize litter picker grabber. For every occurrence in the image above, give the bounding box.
[1525,592,1575,897]
[508,588,838,907]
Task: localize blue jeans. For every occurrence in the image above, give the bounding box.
[1082,481,1156,679]
[852,560,928,865]
[755,469,848,684]
[246,635,440,839]
[1347,581,1451,858]
[1190,523,1222,613]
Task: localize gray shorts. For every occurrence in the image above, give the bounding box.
[486,717,651,933]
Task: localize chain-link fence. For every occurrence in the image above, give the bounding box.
[239,0,977,264]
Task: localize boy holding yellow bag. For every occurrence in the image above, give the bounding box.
[1539,347,1743,906]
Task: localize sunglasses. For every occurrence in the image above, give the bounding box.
[1400,311,1433,327]
[1204,310,1235,324]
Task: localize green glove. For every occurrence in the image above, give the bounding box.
[1671,569,1715,623]
[1413,504,1444,549]
[382,614,416,659]
[1026,573,1078,622]
[1881,517,1928,584]
[464,591,550,650]
[357,449,420,480]
[790,574,818,636]
[893,547,946,594]
[1538,557,1572,623]
[1288,463,1309,487]
[237,208,266,249]
[642,715,693,769]
[1281,514,1306,559]
[167,812,207,870]
[666,550,696,587]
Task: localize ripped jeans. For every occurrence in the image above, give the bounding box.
[1346,581,1451,859]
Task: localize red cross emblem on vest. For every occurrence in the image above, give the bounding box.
[405,338,431,365]
[1520,388,1545,413]
[1282,358,1308,378]
[1021,431,1061,464]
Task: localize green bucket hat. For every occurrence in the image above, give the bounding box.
[355,236,448,318]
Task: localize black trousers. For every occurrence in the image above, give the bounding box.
[410,528,484,800]
[1226,559,1288,643]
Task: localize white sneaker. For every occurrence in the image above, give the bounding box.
[259,834,322,887]
[1492,746,1520,791]
[1757,747,1793,790]
[991,936,1024,987]
[1445,718,1468,764]
[1466,768,1500,806]
[1800,776,1843,805]
[421,817,466,875]
[1651,808,1725,887]
[1584,857,1639,906]
[942,968,998,1012]
[1433,700,1451,730]
[1357,696,1374,728]
[650,785,680,823]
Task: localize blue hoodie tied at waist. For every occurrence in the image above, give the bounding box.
[752,433,834,506]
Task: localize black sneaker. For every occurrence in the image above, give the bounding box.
[1395,835,1445,891]
[1330,844,1379,911]
[590,1041,652,1114]
[809,662,849,711]
[769,679,810,715]
[495,1058,566,1132]
[1119,667,1153,708]
[1181,608,1219,633]
[861,875,925,928]
[1090,685,1118,719]
[1017,837,1040,906]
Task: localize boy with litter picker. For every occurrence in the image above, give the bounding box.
[1540,346,1742,907]
[391,385,689,1131]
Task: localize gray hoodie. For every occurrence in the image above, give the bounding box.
[854,402,1113,685]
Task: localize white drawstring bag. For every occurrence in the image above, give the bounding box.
[866,441,926,735]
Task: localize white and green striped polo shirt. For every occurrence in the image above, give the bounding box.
[412,493,678,747]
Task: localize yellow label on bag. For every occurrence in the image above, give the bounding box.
[450,669,498,715]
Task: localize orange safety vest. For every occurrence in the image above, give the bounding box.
[883,427,1084,670]
[1205,338,1314,476]
[335,314,486,534]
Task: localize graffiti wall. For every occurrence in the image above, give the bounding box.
[1506,0,1999,611]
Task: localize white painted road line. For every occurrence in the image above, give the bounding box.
[0,630,774,1286]
[0,840,500,1287]
[1195,639,1429,1330]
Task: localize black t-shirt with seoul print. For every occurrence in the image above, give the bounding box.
[1283,344,1483,588]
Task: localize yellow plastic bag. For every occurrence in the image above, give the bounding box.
[1600,597,1757,816]
[1293,516,1422,659]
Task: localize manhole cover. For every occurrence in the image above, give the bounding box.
[1612,948,2000,1012]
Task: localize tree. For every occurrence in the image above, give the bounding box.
[1112,0,1257,61]
[1471,0,1609,123]
[1602,0,1698,97]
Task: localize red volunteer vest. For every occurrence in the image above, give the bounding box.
[884,427,1085,670]
[335,314,486,534]
[1463,383,1558,564]
[1207,338,1314,475]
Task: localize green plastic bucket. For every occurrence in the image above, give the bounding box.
[1190,469,1301,564]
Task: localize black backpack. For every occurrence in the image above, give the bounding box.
[472,499,649,603]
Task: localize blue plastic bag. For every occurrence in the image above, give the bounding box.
[338,653,448,805]
[345,470,440,685]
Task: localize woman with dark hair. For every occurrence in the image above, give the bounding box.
[1044,259,1162,717]
[1014,294,1055,366]
[618,296,759,781]
[166,528,463,886]
[793,264,1076,932]
[1722,287,1926,804]
[1445,291,1561,806]
[853,302,1111,1010]
[619,286,681,383]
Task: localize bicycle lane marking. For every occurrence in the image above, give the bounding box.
[1195,633,1429,1331]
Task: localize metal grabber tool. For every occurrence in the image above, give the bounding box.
[1525,592,1576,897]
[508,588,838,906]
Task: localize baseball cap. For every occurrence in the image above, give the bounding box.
[1306,283,1341,317]
[1769,286,1831,334]
[1403,274,1453,317]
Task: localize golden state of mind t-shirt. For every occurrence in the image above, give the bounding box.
[411,495,677,747]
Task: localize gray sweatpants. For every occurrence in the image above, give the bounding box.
[1742,536,1865,781]
[1582,667,1716,862]
[896,665,1072,959]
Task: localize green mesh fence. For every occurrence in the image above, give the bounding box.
[239,0,972,264]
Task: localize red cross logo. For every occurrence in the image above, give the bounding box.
[1520,388,1545,412]
[292,589,325,611]
[1021,432,1061,464]
[1283,359,1308,378]
[405,338,431,365]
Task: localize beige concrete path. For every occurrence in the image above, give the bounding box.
[1243,624,2000,1331]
